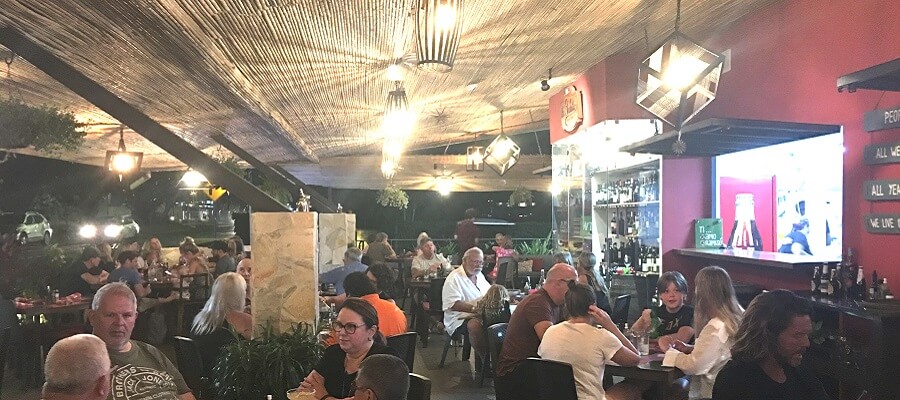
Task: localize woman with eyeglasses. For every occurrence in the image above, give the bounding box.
[300,298,396,400]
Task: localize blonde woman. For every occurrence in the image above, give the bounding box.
[661,266,744,399]
[190,273,253,377]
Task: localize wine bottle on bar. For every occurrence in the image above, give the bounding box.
[819,263,831,295]
[811,265,821,293]
[857,266,866,301]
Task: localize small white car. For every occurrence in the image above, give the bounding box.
[79,215,140,241]
[0,211,53,245]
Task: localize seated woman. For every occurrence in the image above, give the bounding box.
[661,266,744,399]
[576,252,611,313]
[539,281,640,400]
[301,298,396,400]
[490,233,517,282]
[190,272,253,378]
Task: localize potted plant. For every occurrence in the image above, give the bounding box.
[211,322,323,400]
[376,185,409,209]
[0,99,83,152]
[517,232,553,271]
[509,187,534,207]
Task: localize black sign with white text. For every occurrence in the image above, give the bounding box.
[864,141,900,165]
[863,180,900,201]
[864,105,900,132]
[864,213,900,234]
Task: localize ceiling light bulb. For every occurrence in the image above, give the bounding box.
[540,79,550,91]
[436,176,453,196]
[386,64,405,81]
[662,54,707,90]
[435,2,457,31]
[181,170,208,188]
[110,153,136,173]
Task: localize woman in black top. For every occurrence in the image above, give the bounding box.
[300,298,396,400]
[190,272,253,378]
[712,290,828,400]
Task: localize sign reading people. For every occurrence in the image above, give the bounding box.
[864,105,900,132]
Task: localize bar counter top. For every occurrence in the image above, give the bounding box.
[674,248,840,270]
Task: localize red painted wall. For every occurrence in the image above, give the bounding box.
[551,0,900,293]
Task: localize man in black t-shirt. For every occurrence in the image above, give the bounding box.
[713,290,828,400]
[58,246,109,297]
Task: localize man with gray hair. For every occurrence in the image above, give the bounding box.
[352,354,410,400]
[89,282,195,400]
[320,246,368,306]
[442,247,491,356]
[42,334,110,400]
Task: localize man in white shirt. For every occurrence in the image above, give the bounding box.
[442,247,491,359]
[411,238,450,279]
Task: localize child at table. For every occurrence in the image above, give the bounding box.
[474,284,510,326]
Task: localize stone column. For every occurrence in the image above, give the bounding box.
[250,212,318,335]
[318,213,357,274]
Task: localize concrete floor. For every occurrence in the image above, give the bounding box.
[2,332,495,400]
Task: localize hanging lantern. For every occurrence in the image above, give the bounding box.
[415,0,464,72]
[466,145,484,171]
[483,111,520,176]
[435,175,453,196]
[381,139,403,179]
[104,125,143,181]
[384,81,415,139]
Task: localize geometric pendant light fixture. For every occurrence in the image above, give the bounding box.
[415,0,464,72]
[466,133,484,172]
[104,125,143,181]
[636,0,724,132]
[483,111,520,176]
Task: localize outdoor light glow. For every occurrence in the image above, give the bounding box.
[381,160,399,179]
[181,170,208,188]
[662,53,708,90]
[435,176,453,196]
[110,153,137,173]
[386,64,405,81]
[381,139,403,179]
[550,180,563,195]
[78,224,97,239]
[103,224,123,238]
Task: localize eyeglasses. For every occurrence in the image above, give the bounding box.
[349,381,374,398]
[331,321,364,334]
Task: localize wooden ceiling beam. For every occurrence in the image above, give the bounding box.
[0,27,289,212]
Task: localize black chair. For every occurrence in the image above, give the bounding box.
[386,332,417,372]
[611,294,631,326]
[172,336,208,399]
[523,357,578,400]
[596,290,612,314]
[0,327,10,396]
[484,322,508,387]
[408,373,432,400]
[495,260,516,287]
[427,277,471,363]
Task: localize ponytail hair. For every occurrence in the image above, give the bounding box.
[564,281,596,318]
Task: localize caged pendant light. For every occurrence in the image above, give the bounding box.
[483,111,520,176]
[104,125,143,181]
[415,0,464,73]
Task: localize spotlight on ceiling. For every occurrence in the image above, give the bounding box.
[540,68,552,91]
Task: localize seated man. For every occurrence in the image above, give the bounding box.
[210,239,236,277]
[411,238,450,279]
[352,354,410,400]
[343,272,407,338]
[42,334,110,400]
[108,250,149,299]
[442,247,491,359]
[90,282,196,400]
[320,247,368,306]
[495,263,578,400]
[59,246,109,297]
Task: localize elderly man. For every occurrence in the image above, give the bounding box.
[411,238,450,279]
[442,247,491,359]
[321,247,369,306]
[90,282,195,400]
[495,263,578,400]
[42,334,110,400]
[351,354,410,400]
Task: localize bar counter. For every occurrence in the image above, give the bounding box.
[674,248,840,270]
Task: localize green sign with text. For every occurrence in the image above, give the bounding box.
[695,218,723,248]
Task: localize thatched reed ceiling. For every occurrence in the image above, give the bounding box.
[0,0,775,171]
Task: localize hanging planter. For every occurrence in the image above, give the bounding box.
[377,185,409,209]
[509,187,534,207]
[0,99,82,152]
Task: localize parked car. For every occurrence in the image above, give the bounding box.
[0,211,53,245]
[78,214,140,241]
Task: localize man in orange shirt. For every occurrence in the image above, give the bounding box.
[343,272,408,338]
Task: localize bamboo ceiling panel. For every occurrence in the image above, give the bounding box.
[0,0,774,169]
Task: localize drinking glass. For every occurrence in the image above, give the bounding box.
[286,388,316,400]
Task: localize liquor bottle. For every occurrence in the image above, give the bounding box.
[871,270,879,300]
[610,214,618,235]
[819,263,831,295]
[883,279,894,300]
[856,266,866,301]
[811,265,821,293]
[830,264,843,299]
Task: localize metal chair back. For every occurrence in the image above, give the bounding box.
[408,373,432,400]
[173,335,207,399]
[386,332,417,372]
[611,294,631,325]
[523,357,578,400]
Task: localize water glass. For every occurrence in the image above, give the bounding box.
[286,388,316,400]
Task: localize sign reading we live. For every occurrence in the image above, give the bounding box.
[865,214,900,234]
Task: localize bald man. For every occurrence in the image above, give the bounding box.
[495,263,578,400]
[42,334,110,400]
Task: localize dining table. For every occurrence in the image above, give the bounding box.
[605,351,684,400]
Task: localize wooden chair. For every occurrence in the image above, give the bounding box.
[523,357,578,400]
[172,336,208,399]
[179,273,212,300]
[386,332,417,372]
[408,373,432,400]
[611,294,631,326]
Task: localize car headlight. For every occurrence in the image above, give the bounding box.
[79,225,98,239]
[103,225,124,238]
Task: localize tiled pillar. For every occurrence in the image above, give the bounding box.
[318,213,357,275]
[250,212,318,335]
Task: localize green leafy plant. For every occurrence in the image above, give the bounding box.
[376,185,409,209]
[509,187,534,207]
[517,232,553,256]
[0,99,82,152]
[212,322,323,400]
[437,240,458,257]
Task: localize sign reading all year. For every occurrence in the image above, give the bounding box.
[863,180,900,201]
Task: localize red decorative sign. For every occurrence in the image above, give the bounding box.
[561,86,584,133]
